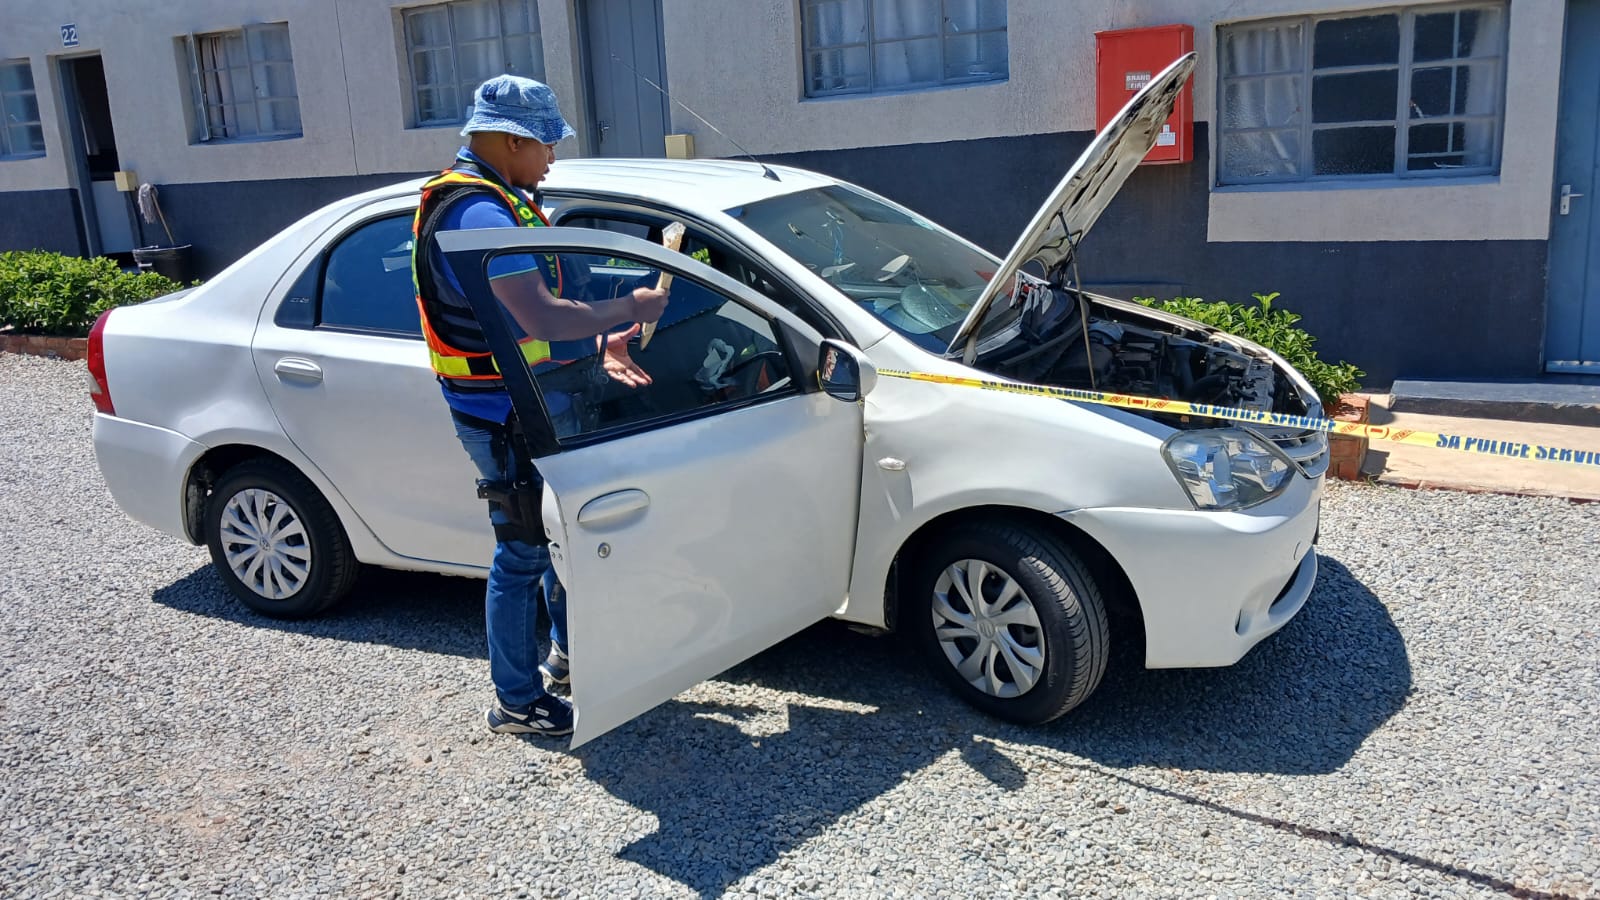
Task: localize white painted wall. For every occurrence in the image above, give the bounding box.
[0,0,1568,244]
[663,0,1564,243]
[0,0,584,195]
[1205,0,1565,243]
[338,0,586,177]
[0,1,358,192]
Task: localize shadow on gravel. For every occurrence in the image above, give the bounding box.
[152,565,489,658]
[153,554,1426,899]
[575,553,1415,898]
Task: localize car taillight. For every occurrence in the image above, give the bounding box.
[87,310,114,415]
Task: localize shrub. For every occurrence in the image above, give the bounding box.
[0,251,188,337]
[1133,291,1365,410]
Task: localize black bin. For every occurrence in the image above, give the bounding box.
[132,244,194,283]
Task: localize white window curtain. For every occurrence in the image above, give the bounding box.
[1219,23,1305,179]
[872,0,942,87]
[806,0,867,93]
[405,0,542,126]
[804,0,1007,96]
[1219,5,1505,183]
[1,60,45,157]
[189,24,299,141]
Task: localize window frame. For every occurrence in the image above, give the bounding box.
[403,0,545,128]
[0,58,46,160]
[317,213,425,337]
[545,197,849,341]
[800,0,1010,99]
[185,23,303,144]
[487,244,808,449]
[426,225,828,453]
[1215,2,1508,186]
[274,212,423,338]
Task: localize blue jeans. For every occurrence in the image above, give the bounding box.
[452,412,569,707]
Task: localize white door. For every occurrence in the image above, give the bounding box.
[252,211,492,568]
[437,226,865,746]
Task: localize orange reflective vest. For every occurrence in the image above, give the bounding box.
[412,165,563,380]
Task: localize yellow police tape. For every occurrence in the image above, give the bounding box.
[875,369,1600,470]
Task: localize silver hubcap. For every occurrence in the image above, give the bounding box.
[219,488,311,600]
[932,559,1046,699]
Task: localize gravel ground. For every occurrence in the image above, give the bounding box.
[2,350,1598,899]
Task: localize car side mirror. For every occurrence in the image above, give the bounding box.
[817,339,876,401]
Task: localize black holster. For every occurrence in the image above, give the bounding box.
[477,479,545,545]
[454,407,549,547]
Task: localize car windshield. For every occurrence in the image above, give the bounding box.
[727,185,1016,353]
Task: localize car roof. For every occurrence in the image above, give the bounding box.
[353,158,836,218]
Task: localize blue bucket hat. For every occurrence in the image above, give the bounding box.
[460,74,576,144]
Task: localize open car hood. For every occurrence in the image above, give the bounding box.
[948,52,1198,358]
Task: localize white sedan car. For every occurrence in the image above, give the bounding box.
[91,56,1325,746]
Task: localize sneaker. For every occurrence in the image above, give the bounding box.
[485,695,573,736]
[539,646,570,686]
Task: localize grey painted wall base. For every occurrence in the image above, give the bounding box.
[0,189,86,256]
[765,125,1552,390]
[150,173,429,277]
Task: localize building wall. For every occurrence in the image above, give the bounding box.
[662,0,1564,384]
[666,0,1564,245]
[0,0,585,194]
[0,190,83,256]
[0,0,1571,385]
[767,126,1547,386]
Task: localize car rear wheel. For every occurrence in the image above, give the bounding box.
[910,522,1109,724]
[204,459,358,619]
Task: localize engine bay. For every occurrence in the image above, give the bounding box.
[980,294,1316,421]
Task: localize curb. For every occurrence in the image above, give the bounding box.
[0,334,89,362]
[1366,473,1599,505]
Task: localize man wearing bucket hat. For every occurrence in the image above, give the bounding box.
[412,74,669,737]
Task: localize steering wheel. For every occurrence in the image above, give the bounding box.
[719,349,788,397]
[896,283,963,330]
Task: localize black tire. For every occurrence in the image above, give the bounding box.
[204,458,358,619]
[909,521,1110,724]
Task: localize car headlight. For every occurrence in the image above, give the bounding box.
[1162,429,1296,510]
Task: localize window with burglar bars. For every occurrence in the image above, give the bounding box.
[801,0,1008,97]
[1,59,46,159]
[404,0,544,127]
[1217,3,1507,184]
[185,24,302,142]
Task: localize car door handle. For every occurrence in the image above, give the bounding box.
[273,357,323,384]
[577,489,649,527]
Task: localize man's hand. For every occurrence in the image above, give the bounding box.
[600,324,651,387]
[631,286,669,323]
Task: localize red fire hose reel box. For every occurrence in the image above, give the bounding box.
[1095,24,1195,165]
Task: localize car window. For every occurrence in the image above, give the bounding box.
[558,211,840,338]
[727,184,1010,351]
[319,215,420,336]
[502,249,796,443]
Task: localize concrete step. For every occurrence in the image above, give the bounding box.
[1388,378,1600,427]
[1361,396,1600,502]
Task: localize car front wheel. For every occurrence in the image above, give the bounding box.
[204,459,358,619]
[911,522,1110,724]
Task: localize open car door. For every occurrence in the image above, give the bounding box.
[437,226,867,747]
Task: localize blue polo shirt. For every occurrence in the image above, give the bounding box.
[430,149,587,424]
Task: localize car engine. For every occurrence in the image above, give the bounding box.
[983,297,1315,418]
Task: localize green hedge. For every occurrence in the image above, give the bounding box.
[1134,291,1365,410]
[0,251,188,337]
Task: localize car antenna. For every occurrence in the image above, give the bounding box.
[608,52,780,181]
